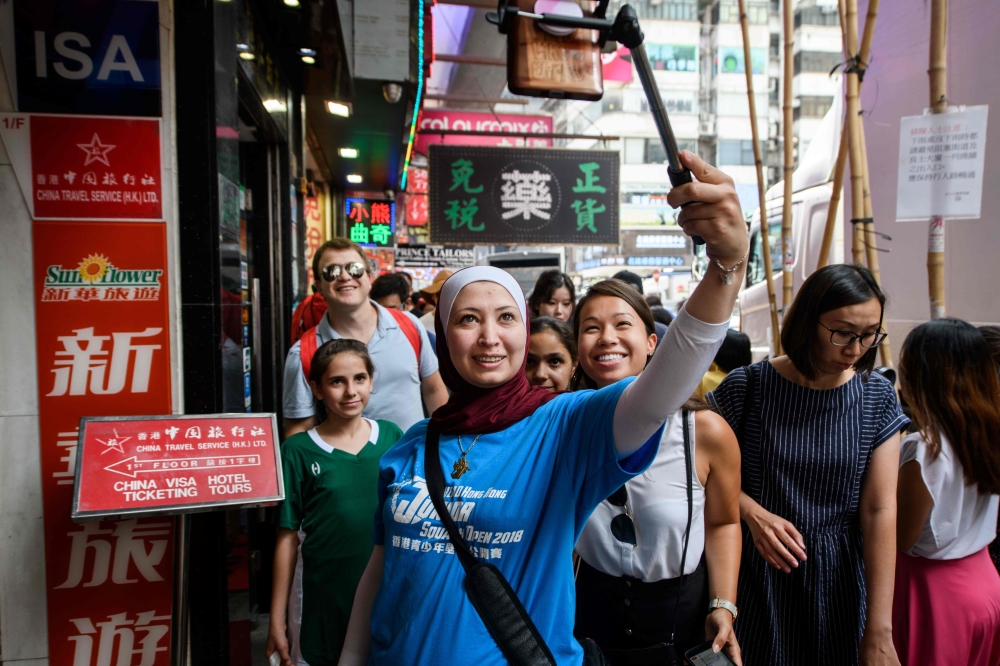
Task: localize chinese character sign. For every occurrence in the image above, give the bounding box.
[428,145,619,245]
[0,113,163,220]
[345,198,396,247]
[74,415,282,519]
[896,105,989,221]
[33,222,175,666]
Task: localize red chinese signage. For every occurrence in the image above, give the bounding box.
[33,221,175,666]
[74,415,282,519]
[0,113,163,220]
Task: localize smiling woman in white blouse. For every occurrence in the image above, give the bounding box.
[894,318,1000,666]
[571,279,743,666]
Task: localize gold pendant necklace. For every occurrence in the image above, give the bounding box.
[451,434,481,479]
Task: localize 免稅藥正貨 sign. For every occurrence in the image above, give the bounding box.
[428,145,619,245]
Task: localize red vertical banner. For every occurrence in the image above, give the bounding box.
[33,221,175,666]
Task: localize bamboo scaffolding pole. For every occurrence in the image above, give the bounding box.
[738,0,781,356]
[816,123,848,270]
[858,121,893,366]
[781,0,794,309]
[928,0,948,319]
[843,0,867,265]
[819,0,880,270]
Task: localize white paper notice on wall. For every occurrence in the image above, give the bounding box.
[896,105,988,221]
[354,0,411,82]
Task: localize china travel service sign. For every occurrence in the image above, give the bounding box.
[74,414,283,521]
[0,113,163,220]
[428,145,619,245]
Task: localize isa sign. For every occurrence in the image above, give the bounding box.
[5,0,161,116]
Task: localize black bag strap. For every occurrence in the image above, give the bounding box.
[737,364,756,445]
[424,424,557,665]
[424,423,479,571]
[668,410,695,646]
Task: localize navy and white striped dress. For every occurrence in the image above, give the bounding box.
[707,361,908,666]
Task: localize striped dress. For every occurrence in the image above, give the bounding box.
[708,361,909,666]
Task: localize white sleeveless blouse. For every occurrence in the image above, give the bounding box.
[575,410,706,582]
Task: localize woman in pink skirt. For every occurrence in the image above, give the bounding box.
[894,318,1000,666]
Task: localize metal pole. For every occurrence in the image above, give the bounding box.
[928,0,948,319]
[631,43,687,180]
[739,0,781,355]
[171,514,192,666]
[781,0,794,309]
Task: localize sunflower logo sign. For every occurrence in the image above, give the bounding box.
[42,254,163,302]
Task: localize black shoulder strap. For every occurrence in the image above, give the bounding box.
[424,424,478,571]
[424,425,557,666]
[737,365,756,445]
[669,410,695,642]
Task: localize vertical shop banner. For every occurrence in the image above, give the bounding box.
[0,113,163,220]
[33,221,174,666]
[3,0,162,117]
[304,193,326,294]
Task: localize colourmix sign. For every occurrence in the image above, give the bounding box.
[428,144,619,245]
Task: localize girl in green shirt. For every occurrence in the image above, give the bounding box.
[267,339,403,666]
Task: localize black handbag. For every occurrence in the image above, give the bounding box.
[424,424,559,666]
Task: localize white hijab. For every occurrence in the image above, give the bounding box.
[436,266,527,328]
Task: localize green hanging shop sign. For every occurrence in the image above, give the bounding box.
[428,145,619,245]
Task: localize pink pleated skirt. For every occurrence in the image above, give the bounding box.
[893,547,1000,666]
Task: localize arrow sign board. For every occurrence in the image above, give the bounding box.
[72,414,283,521]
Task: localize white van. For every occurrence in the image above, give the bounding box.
[695,90,845,359]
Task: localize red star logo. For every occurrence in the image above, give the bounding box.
[77,133,116,167]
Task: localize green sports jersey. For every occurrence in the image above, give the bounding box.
[280,419,403,666]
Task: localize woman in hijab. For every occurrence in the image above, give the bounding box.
[337,152,749,666]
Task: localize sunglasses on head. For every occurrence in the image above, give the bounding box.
[321,262,367,282]
[607,485,636,545]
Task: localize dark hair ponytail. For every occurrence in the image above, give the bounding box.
[570,279,655,390]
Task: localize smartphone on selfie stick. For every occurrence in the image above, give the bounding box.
[487,1,705,245]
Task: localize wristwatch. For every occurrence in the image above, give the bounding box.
[708,598,738,620]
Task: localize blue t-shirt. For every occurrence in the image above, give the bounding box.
[369,378,661,665]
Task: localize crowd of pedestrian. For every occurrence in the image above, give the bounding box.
[266,154,1000,666]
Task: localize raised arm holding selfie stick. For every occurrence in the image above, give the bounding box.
[337,5,749,665]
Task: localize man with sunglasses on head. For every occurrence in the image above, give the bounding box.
[282,238,449,438]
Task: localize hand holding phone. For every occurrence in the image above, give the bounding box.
[684,640,740,666]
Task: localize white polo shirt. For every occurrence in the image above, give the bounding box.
[282,301,439,432]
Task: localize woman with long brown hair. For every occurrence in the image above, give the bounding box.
[893,318,1000,665]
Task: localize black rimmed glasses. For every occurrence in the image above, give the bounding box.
[321,262,366,282]
[818,321,888,349]
[607,485,636,545]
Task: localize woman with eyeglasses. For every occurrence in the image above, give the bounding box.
[892,319,1000,666]
[706,264,909,666]
[336,152,749,666]
[571,279,743,666]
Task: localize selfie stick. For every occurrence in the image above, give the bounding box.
[487,3,705,245]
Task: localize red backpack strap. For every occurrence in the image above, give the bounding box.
[387,309,422,376]
[299,327,319,382]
